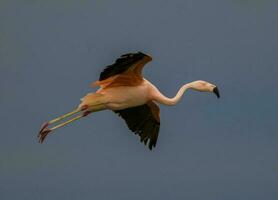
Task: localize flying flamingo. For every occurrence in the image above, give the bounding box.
[38,52,220,150]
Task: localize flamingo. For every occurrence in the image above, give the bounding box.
[38,52,220,150]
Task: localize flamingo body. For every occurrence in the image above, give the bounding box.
[81,79,154,111]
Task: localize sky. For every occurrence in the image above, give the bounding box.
[0,0,278,199]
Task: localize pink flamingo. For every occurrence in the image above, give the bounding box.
[38,52,220,150]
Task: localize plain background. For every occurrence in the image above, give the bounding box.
[0,0,278,199]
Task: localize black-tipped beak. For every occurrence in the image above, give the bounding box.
[213,87,220,98]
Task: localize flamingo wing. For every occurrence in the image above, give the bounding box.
[99,52,151,80]
[92,52,152,88]
[114,101,160,150]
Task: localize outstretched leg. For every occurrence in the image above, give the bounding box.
[38,105,91,143]
[38,92,107,143]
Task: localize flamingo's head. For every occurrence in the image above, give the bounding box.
[189,80,220,98]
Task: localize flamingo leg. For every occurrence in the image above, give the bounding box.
[38,105,90,143]
[48,108,81,124]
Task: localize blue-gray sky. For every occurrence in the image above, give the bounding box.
[1,0,278,199]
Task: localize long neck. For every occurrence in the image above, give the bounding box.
[152,84,190,106]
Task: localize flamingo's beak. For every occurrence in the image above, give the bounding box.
[213,86,220,98]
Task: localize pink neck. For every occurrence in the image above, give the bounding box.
[152,84,190,106]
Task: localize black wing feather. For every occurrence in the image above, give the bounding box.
[99,52,145,81]
[114,103,160,150]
